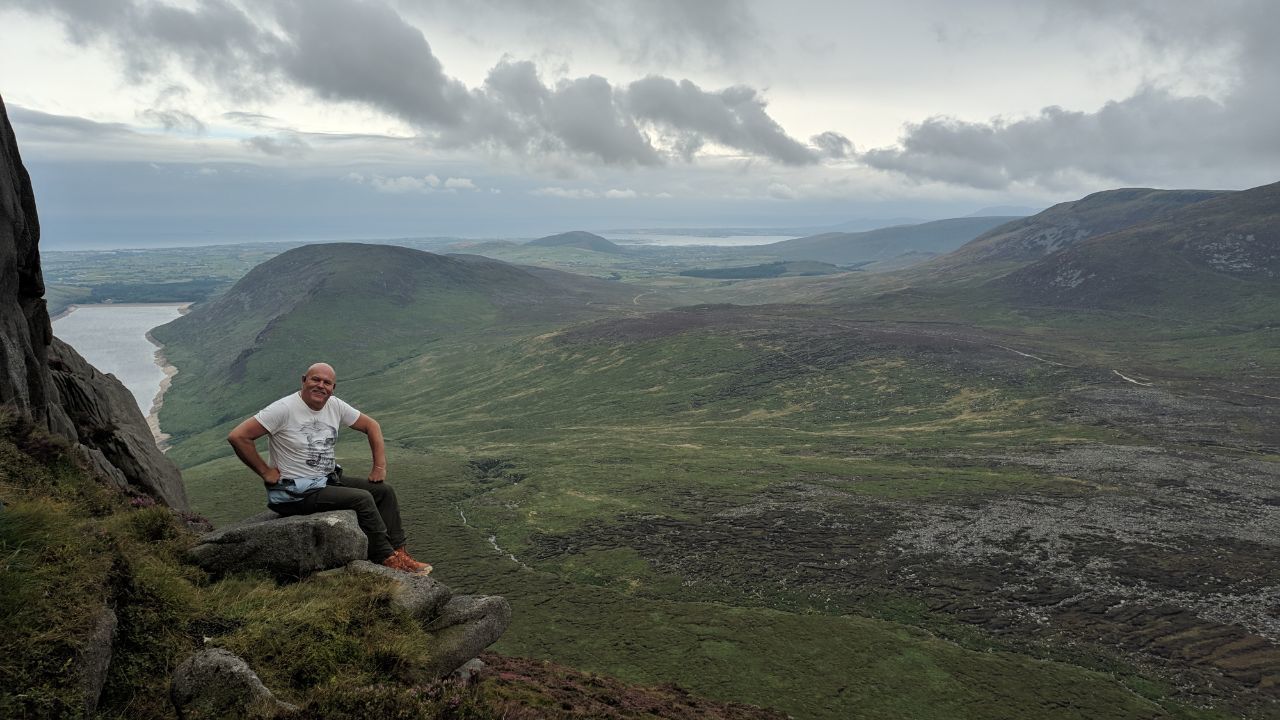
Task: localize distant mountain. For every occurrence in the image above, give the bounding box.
[529,231,624,253]
[761,216,1017,267]
[821,217,924,233]
[997,180,1280,314]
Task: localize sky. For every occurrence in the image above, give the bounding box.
[1,0,1277,249]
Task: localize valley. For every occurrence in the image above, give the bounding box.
[49,184,1279,719]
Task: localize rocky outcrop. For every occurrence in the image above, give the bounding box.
[0,94,188,510]
[420,595,513,677]
[48,337,189,508]
[170,648,298,719]
[342,561,512,677]
[187,510,367,578]
[0,95,56,425]
[187,511,511,680]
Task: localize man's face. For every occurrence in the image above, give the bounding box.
[300,365,336,410]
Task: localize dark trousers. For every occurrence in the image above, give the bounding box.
[269,476,405,562]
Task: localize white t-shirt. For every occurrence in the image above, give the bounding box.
[255,392,361,481]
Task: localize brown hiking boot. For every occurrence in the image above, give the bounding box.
[394,546,433,575]
[382,549,430,575]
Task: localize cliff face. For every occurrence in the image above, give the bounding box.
[0,95,188,510]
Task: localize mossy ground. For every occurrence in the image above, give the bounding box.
[5,410,802,719]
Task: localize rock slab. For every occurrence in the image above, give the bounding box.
[188,510,367,578]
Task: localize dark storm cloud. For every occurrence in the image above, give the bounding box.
[864,1,1280,189]
[626,76,818,165]
[12,0,823,167]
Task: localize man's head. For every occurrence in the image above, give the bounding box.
[300,362,337,410]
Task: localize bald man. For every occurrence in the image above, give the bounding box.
[227,362,431,574]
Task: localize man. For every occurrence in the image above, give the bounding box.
[227,362,431,574]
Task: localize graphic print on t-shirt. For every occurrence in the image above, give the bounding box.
[300,419,337,472]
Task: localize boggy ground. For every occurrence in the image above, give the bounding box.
[531,310,1280,716]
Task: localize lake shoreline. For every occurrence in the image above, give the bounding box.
[55,302,191,448]
[144,303,191,450]
[145,330,179,451]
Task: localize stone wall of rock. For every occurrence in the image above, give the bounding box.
[0,94,188,510]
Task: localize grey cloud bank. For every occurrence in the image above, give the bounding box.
[2,0,1278,248]
[12,0,831,167]
[860,2,1280,190]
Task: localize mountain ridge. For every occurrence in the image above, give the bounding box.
[763,216,1018,267]
[998,179,1280,312]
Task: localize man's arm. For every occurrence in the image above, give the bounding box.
[349,413,387,482]
[227,417,281,484]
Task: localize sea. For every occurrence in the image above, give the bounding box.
[52,303,187,415]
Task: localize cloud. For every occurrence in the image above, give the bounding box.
[273,0,469,127]
[400,0,763,71]
[626,76,819,165]
[222,111,280,127]
[531,186,639,199]
[242,133,309,157]
[810,131,853,159]
[347,172,480,194]
[862,3,1280,190]
[6,105,136,141]
[535,74,662,166]
[766,182,797,200]
[139,108,205,134]
[12,0,820,168]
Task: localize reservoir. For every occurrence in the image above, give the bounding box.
[52,303,187,417]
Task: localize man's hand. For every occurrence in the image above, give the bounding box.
[368,465,386,483]
[261,466,281,485]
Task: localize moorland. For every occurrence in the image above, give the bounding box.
[47,184,1280,719]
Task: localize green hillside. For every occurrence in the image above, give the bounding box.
[151,242,640,458]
